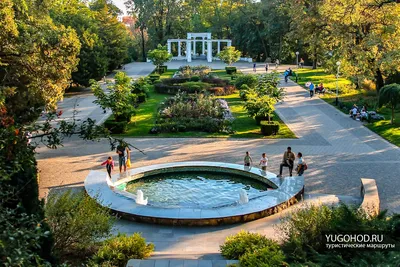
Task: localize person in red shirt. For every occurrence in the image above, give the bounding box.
[101,156,114,178]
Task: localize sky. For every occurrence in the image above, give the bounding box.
[112,0,127,15]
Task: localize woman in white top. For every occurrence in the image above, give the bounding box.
[259,153,268,171]
[296,152,305,176]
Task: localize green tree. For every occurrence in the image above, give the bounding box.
[378,83,400,124]
[320,0,400,91]
[217,46,241,66]
[244,95,276,122]
[147,44,172,73]
[92,72,137,122]
[91,0,130,71]
[51,0,109,86]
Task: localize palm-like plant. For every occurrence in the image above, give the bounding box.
[378,83,400,124]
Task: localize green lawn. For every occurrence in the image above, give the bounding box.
[114,70,296,139]
[293,68,400,146]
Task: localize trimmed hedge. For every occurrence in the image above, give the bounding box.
[225,66,237,74]
[161,77,191,85]
[201,77,230,86]
[104,121,128,134]
[235,74,258,89]
[260,121,280,136]
[149,74,160,84]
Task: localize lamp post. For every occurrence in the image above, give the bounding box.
[335,61,341,106]
[296,51,299,69]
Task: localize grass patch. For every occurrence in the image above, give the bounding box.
[210,69,235,80]
[159,69,178,79]
[293,68,400,146]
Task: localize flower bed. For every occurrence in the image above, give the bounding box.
[150,92,234,134]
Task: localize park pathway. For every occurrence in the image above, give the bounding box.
[36,62,400,260]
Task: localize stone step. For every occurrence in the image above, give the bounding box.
[126,259,239,267]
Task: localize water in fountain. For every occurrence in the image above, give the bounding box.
[136,189,148,205]
[238,189,249,204]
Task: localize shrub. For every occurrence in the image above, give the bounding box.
[149,74,160,84]
[45,190,115,258]
[224,85,236,95]
[239,246,286,267]
[235,74,258,89]
[191,75,200,82]
[260,121,280,135]
[159,65,167,73]
[201,77,229,86]
[137,93,146,103]
[220,230,278,260]
[181,81,211,92]
[225,66,237,74]
[208,87,225,96]
[154,83,183,94]
[161,77,191,85]
[90,233,154,267]
[104,120,128,134]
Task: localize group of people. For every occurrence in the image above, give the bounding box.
[244,147,307,177]
[350,104,368,121]
[101,144,131,178]
[307,82,325,98]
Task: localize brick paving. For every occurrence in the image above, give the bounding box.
[36,61,400,260]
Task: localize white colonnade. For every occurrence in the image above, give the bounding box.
[167,33,232,63]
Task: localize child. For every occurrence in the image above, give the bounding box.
[244,151,253,166]
[101,156,114,178]
[259,153,268,171]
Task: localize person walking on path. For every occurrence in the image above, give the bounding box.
[244,151,253,166]
[116,143,130,173]
[300,58,304,68]
[309,82,315,98]
[253,63,257,72]
[296,152,306,176]
[275,59,280,69]
[265,63,269,72]
[101,156,114,178]
[259,153,268,171]
[278,147,295,177]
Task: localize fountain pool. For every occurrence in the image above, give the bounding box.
[85,162,304,226]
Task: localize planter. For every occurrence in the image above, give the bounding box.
[255,115,273,125]
[260,121,280,136]
[158,65,167,74]
[225,66,237,75]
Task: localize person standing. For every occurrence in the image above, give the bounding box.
[259,153,268,171]
[278,147,295,177]
[101,156,114,178]
[300,58,304,68]
[275,59,280,69]
[265,63,269,72]
[244,151,253,167]
[116,143,130,173]
[253,63,257,72]
[309,82,315,98]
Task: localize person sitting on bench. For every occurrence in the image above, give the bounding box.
[316,83,325,94]
[278,147,295,177]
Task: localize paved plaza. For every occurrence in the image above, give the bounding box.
[36,61,400,259]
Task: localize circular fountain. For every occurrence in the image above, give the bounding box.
[85,162,304,226]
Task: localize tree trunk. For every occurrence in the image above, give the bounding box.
[375,68,384,93]
[391,105,394,125]
[141,28,146,62]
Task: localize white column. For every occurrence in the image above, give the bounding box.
[202,37,205,55]
[207,40,212,62]
[186,40,192,62]
[193,40,196,56]
[167,41,171,55]
[227,40,232,47]
[178,41,181,57]
[217,41,221,54]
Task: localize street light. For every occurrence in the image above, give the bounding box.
[296,51,299,68]
[335,61,341,106]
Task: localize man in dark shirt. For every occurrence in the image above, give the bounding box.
[116,144,130,173]
[278,146,295,177]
